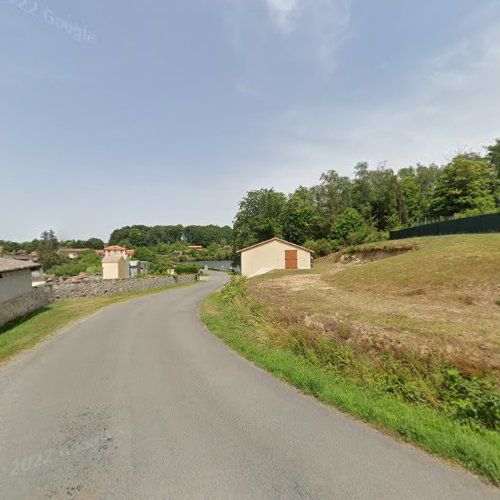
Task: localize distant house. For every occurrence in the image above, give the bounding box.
[96,248,135,258]
[0,257,41,303]
[60,248,88,260]
[0,256,53,326]
[187,245,203,251]
[101,246,130,280]
[236,238,314,278]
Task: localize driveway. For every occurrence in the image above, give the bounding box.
[0,272,496,499]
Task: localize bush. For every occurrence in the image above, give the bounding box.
[173,264,201,274]
[220,276,247,303]
[303,239,337,257]
[440,369,500,431]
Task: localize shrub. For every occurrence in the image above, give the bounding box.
[440,369,500,431]
[173,264,201,274]
[220,276,247,303]
[303,239,337,257]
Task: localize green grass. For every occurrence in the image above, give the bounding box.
[201,289,500,485]
[328,234,500,292]
[0,281,198,364]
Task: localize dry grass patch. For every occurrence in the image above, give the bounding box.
[248,234,500,379]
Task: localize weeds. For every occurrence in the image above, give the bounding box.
[202,282,500,483]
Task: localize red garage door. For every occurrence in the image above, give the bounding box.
[285,250,298,269]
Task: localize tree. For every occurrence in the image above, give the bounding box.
[283,195,321,244]
[367,167,399,230]
[329,208,369,245]
[397,170,424,225]
[108,224,232,247]
[38,230,63,270]
[233,189,287,249]
[486,139,500,178]
[85,238,105,250]
[63,238,104,249]
[309,171,352,238]
[486,139,500,206]
[351,162,372,220]
[430,154,496,216]
[133,247,156,262]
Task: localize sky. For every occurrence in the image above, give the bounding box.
[1,0,500,241]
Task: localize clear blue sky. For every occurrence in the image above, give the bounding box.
[2,0,500,241]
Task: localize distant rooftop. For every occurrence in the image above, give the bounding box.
[0,257,41,273]
[104,245,127,251]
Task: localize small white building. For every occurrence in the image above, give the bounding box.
[60,248,87,260]
[0,256,53,326]
[102,246,130,280]
[0,257,41,303]
[237,237,314,278]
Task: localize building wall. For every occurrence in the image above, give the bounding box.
[0,269,33,302]
[0,285,54,326]
[102,259,130,280]
[241,240,312,278]
[102,263,118,280]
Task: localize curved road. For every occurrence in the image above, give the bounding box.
[0,272,496,499]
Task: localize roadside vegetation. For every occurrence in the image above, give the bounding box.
[202,234,500,483]
[0,281,198,364]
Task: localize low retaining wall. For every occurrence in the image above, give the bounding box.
[0,286,54,326]
[52,274,197,301]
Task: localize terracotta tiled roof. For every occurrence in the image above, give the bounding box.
[236,237,315,254]
[104,245,127,251]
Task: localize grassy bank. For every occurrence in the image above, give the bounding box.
[0,281,198,364]
[201,235,500,484]
[202,286,500,483]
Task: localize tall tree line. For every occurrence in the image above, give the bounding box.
[233,142,500,251]
[108,224,233,248]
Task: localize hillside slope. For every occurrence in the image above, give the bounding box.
[202,234,500,482]
[250,234,500,377]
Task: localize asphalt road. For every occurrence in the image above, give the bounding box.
[0,272,497,499]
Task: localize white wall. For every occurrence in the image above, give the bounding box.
[0,269,33,302]
[102,259,130,280]
[241,240,312,278]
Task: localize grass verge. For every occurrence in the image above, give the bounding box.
[201,286,500,485]
[0,281,198,364]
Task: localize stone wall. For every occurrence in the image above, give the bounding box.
[0,286,54,326]
[52,274,197,301]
